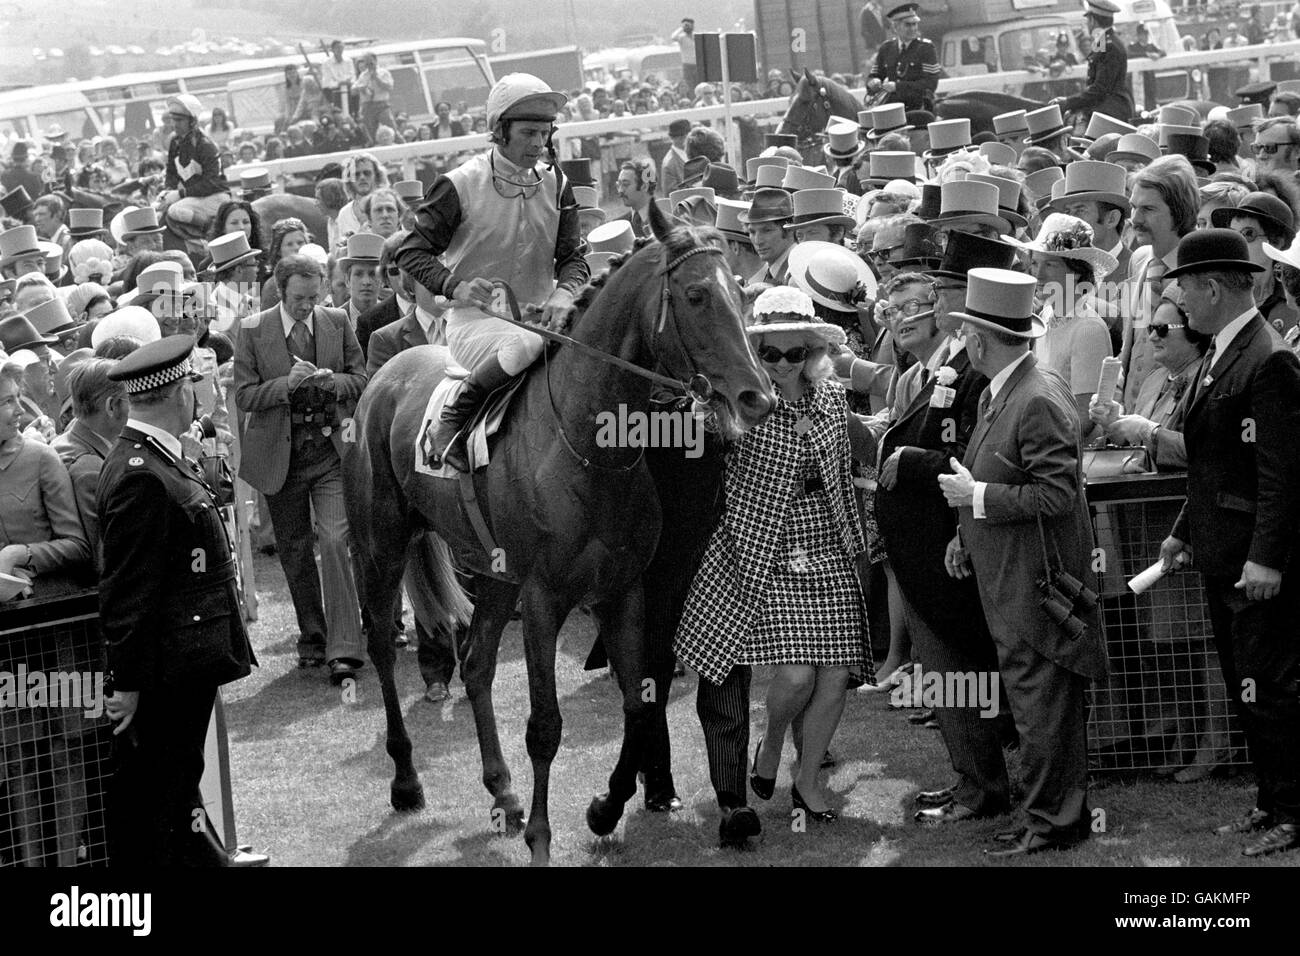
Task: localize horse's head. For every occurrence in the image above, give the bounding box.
[778,67,829,144]
[633,196,772,434]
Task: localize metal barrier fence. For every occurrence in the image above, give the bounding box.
[0,590,110,867]
[1085,474,1247,775]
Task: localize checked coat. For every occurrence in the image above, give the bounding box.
[675,378,866,686]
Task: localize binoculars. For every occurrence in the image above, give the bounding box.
[1037,567,1098,641]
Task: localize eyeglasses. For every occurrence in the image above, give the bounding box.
[869,245,902,262]
[758,345,811,364]
[1252,142,1295,156]
[882,297,935,320]
[1147,323,1186,338]
[1235,226,1264,243]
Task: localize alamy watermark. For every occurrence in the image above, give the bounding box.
[594,403,705,458]
[890,665,1001,718]
[0,666,105,719]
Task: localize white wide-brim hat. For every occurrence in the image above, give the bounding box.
[1001,212,1119,278]
[746,286,848,344]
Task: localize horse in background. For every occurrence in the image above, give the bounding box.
[934,90,1045,136]
[778,68,863,163]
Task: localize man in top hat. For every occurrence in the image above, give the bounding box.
[2,184,34,224]
[939,267,1107,856]
[1055,0,1133,123]
[825,120,868,195]
[156,94,231,255]
[67,208,107,243]
[992,110,1031,155]
[867,4,940,113]
[739,187,796,286]
[785,188,854,245]
[99,334,255,866]
[615,158,656,238]
[1158,229,1300,858]
[1052,160,1133,351]
[1023,105,1076,166]
[339,231,385,334]
[113,207,168,262]
[715,198,762,279]
[660,118,693,197]
[240,168,273,202]
[397,73,584,471]
[0,225,48,280]
[206,232,261,335]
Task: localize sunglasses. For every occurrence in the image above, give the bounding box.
[1147,323,1186,338]
[758,345,811,364]
[1253,142,1293,156]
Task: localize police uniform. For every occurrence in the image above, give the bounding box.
[869,5,940,113]
[1061,1,1134,121]
[98,335,254,867]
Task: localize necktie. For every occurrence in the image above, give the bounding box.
[288,319,313,363]
[1146,258,1168,321]
[978,386,992,420]
[1189,339,1218,406]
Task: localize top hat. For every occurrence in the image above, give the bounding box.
[1235,81,1276,106]
[0,225,45,268]
[337,231,384,269]
[824,121,867,162]
[1165,228,1266,280]
[914,183,942,221]
[964,174,1027,230]
[737,188,794,224]
[678,155,711,188]
[133,261,186,300]
[923,119,971,160]
[1049,160,1131,214]
[951,268,1044,338]
[787,241,877,314]
[1022,165,1065,204]
[1003,213,1119,279]
[1,186,33,220]
[119,206,166,239]
[715,198,752,241]
[1105,132,1161,166]
[572,185,606,225]
[207,231,261,272]
[864,151,919,187]
[1163,132,1215,175]
[1082,112,1137,141]
[701,163,741,199]
[764,133,798,149]
[745,156,790,183]
[394,180,425,203]
[932,181,1010,236]
[667,118,692,138]
[21,297,78,336]
[993,110,1030,137]
[240,167,273,194]
[754,164,793,189]
[1024,105,1072,146]
[67,207,106,238]
[783,188,854,231]
[1085,132,1123,162]
[560,159,596,187]
[892,221,944,268]
[782,165,836,192]
[747,286,847,344]
[587,219,635,256]
[928,230,1017,281]
[1157,104,1200,127]
[1225,103,1264,130]
[1210,191,1296,240]
[863,104,912,140]
[0,314,59,353]
[979,141,1018,167]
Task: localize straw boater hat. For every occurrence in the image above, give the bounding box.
[337,231,384,269]
[715,198,752,243]
[68,207,106,239]
[1049,160,1131,214]
[571,185,606,226]
[923,119,971,161]
[1002,213,1119,279]
[1105,132,1161,166]
[863,151,917,187]
[862,103,912,140]
[207,232,261,272]
[746,286,847,345]
[1023,104,1072,146]
[0,225,45,271]
[1210,191,1296,240]
[783,188,855,231]
[738,187,794,224]
[824,120,867,163]
[952,268,1045,338]
[932,180,1011,236]
[787,240,878,313]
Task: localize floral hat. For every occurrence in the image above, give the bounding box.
[1001,213,1119,280]
[747,286,848,345]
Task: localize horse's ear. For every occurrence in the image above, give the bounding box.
[790,69,801,85]
[648,192,672,244]
[804,66,816,84]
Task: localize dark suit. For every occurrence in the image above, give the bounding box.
[355,292,402,361]
[51,418,114,568]
[234,304,368,664]
[958,354,1106,839]
[97,425,254,866]
[874,345,1009,813]
[618,209,651,239]
[1171,313,1300,824]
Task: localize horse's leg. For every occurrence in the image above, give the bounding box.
[518,583,567,866]
[459,574,525,834]
[586,584,653,836]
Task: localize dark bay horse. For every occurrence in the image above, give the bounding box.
[344,198,773,865]
[935,90,1045,136]
[778,68,864,162]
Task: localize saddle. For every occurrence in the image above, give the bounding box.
[414,369,529,478]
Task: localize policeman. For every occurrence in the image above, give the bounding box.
[866,4,940,114]
[1056,0,1134,122]
[99,335,255,867]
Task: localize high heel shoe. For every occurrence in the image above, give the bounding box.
[750,736,775,801]
[791,782,837,822]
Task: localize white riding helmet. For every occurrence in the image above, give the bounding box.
[165,94,205,121]
[485,74,568,130]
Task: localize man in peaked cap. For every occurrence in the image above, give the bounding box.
[99,334,255,866]
[1056,0,1134,123]
[867,4,940,113]
[156,94,231,256]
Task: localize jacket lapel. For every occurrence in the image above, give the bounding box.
[264,306,294,378]
[966,353,1035,464]
[314,306,339,369]
[403,311,428,348]
[1189,313,1263,415]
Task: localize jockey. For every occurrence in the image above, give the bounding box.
[396,73,589,471]
[155,94,231,256]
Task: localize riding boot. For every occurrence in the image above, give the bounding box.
[432,355,515,472]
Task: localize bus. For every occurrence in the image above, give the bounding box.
[0,37,495,142]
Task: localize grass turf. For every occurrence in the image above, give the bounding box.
[222,552,1289,867]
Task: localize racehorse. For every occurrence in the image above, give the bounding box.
[934,90,1045,136]
[343,197,774,865]
[778,68,864,161]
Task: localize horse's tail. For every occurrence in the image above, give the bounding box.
[419,534,474,631]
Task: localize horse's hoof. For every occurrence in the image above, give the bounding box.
[492,795,525,836]
[391,779,426,812]
[586,792,625,836]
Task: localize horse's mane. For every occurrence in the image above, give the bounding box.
[569,222,724,320]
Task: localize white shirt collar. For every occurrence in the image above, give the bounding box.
[988,350,1032,401]
[1106,238,1124,259]
[1211,307,1256,372]
[127,418,183,461]
[395,291,412,314]
[414,304,442,341]
[671,144,688,163]
[280,303,314,339]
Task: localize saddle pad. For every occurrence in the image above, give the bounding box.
[413,371,527,478]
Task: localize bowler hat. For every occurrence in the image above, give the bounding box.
[928,230,1017,281]
[737,187,793,224]
[1164,228,1266,280]
[1210,192,1296,241]
[951,268,1044,338]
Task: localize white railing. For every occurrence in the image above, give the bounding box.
[230,39,1300,184]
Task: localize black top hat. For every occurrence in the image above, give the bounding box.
[1165,228,1267,280]
[1210,191,1296,240]
[927,231,1017,281]
[764,133,798,149]
[560,159,596,187]
[678,155,711,188]
[914,183,942,221]
[892,221,944,268]
[1,186,33,219]
[1163,133,1215,176]
[701,163,741,199]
